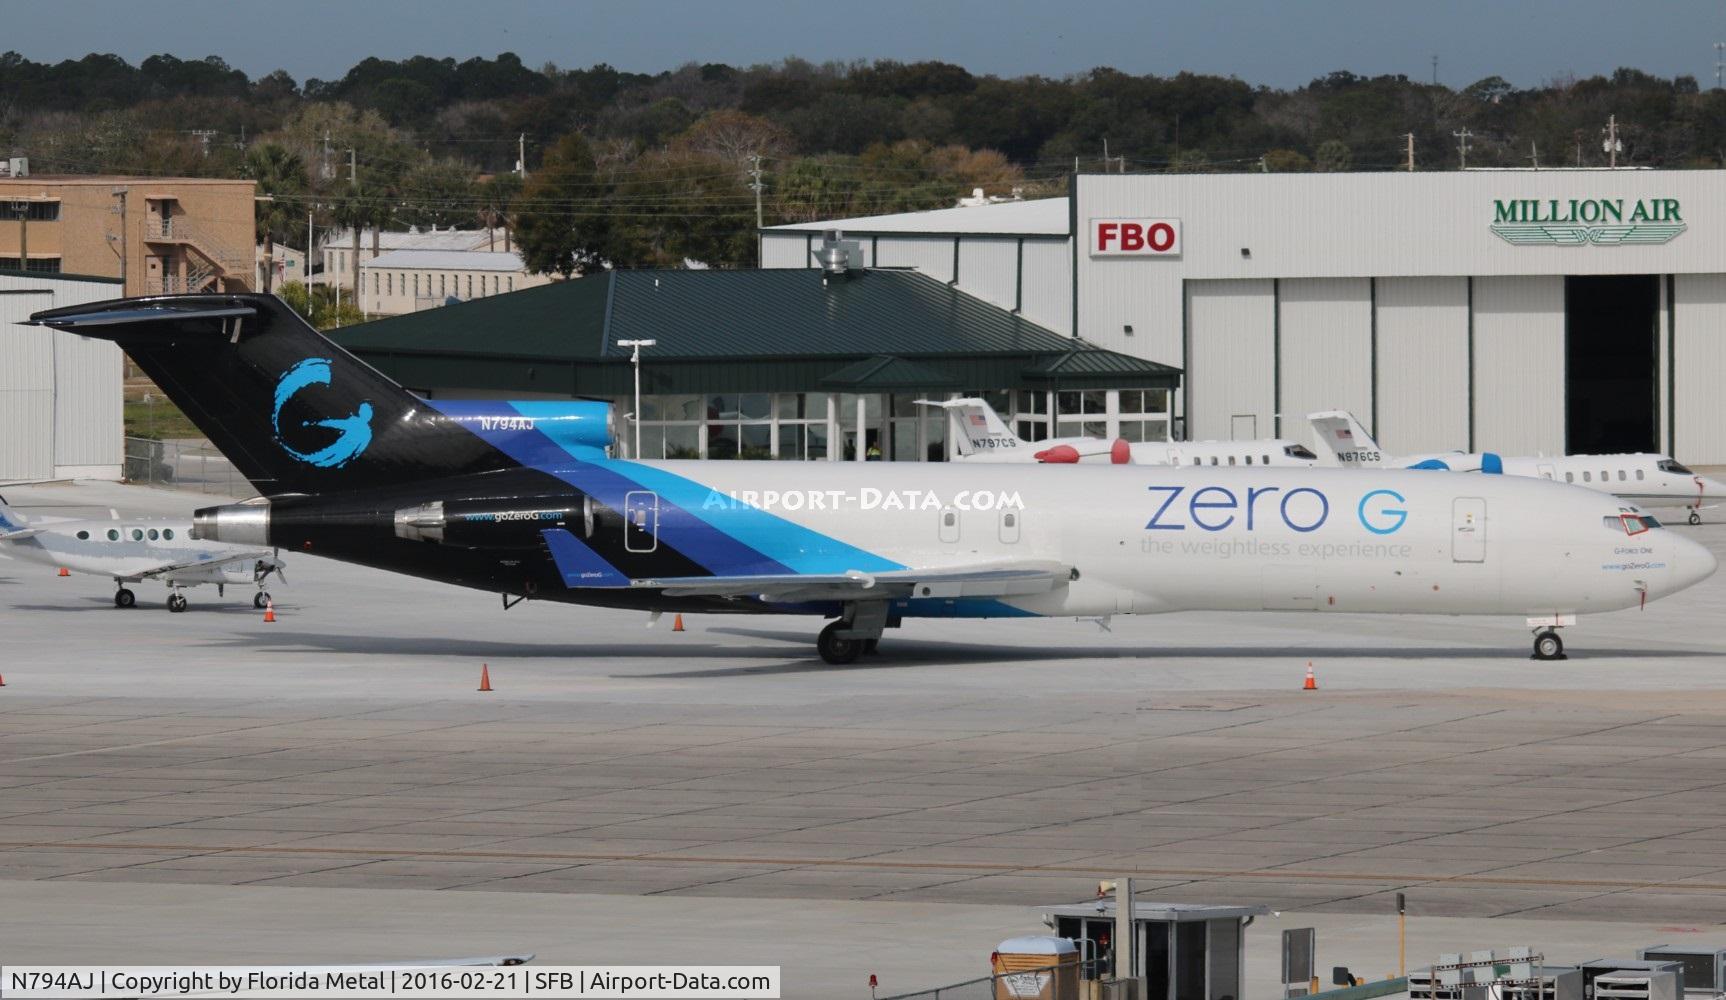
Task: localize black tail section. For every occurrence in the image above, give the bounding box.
[30,294,520,496]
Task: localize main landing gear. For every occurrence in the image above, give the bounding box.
[1690,509,1703,526]
[1531,628,1566,661]
[113,585,136,608]
[167,587,189,613]
[815,602,893,665]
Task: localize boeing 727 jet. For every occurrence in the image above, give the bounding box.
[27,295,1715,662]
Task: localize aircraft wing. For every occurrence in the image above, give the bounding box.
[632,561,1072,602]
[136,549,275,579]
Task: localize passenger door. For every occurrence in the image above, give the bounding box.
[1536,463,1555,481]
[623,491,658,553]
[1452,498,1486,563]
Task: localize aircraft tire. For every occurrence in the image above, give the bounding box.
[114,588,136,609]
[863,638,880,655]
[1532,630,1564,661]
[817,621,862,665]
[1690,510,1702,526]
[254,591,269,609]
[167,594,188,613]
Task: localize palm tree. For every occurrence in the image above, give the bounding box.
[243,144,306,294]
[330,189,371,320]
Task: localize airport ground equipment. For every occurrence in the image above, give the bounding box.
[1041,901,1268,1000]
[1636,946,1726,996]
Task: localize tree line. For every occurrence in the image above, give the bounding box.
[3,51,1723,273]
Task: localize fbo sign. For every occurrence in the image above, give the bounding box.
[1091,218,1181,257]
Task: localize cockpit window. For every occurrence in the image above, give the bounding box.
[1658,459,1693,475]
[1604,514,1661,535]
[1284,444,1318,459]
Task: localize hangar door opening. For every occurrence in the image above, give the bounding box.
[1565,275,1657,454]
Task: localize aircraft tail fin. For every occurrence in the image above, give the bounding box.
[1307,410,1387,466]
[915,397,1021,456]
[0,495,27,534]
[28,295,523,496]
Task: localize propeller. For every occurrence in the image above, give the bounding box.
[254,548,287,586]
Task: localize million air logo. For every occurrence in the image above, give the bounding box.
[1490,197,1687,246]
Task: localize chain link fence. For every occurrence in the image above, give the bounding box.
[124,437,256,498]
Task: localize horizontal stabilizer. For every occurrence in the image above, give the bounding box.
[31,300,258,332]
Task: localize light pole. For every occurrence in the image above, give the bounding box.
[617,339,656,459]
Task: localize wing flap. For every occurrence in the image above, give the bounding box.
[633,561,1072,601]
[138,550,272,578]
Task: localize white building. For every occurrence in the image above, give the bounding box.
[320,227,509,290]
[359,249,552,316]
[763,170,1726,463]
[0,270,125,481]
[254,241,307,290]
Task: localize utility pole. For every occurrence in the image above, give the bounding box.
[188,129,216,157]
[1431,55,1439,85]
[347,148,357,184]
[16,200,27,274]
[112,187,128,292]
[1259,154,1269,173]
[517,133,527,178]
[1452,128,1473,169]
[322,129,332,181]
[747,154,765,230]
[1602,115,1622,168]
[1404,132,1416,172]
[1574,130,1584,166]
[307,208,315,293]
[1526,141,1540,169]
[1715,42,1724,90]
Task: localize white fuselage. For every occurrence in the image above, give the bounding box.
[0,518,268,587]
[655,462,1712,619]
[1504,454,1723,512]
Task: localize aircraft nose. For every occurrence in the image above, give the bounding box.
[1673,533,1718,593]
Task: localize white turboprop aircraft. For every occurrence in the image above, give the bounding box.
[1308,410,1726,525]
[0,496,285,611]
[921,397,1322,467]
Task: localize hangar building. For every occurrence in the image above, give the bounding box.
[763,170,1726,463]
[0,268,124,481]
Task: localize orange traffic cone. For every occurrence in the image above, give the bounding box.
[57,567,70,577]
[1303,662,1318,691]
[262,598,276,623]
[672,613,685,632]
[478,663,493,692]
[0,673,7,687]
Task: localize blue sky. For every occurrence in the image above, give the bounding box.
[7,0,1723,89]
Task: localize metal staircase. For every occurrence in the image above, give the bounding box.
[144,217,250,293]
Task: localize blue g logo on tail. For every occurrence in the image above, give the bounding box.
[272,358,373,468]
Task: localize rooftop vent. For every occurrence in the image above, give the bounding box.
[814,230,863,278]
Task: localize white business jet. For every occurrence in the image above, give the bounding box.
[1308,410,1726,524]
[921,397,1322,467]
[0,496,285,610]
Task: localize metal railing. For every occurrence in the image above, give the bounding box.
[878,959,1109,1000]
[124,437,255,497]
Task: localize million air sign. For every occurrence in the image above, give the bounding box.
[1490,197,1686,246]
[1091,218,1182,257]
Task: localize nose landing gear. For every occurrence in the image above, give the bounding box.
[113,585,136,608]
[1690,509,1702,526]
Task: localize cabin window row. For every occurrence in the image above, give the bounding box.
[75,528,175,541]
[1565,469,1644,483]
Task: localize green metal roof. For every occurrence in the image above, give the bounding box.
[332,267,1180,396]
[819,354,961,389]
